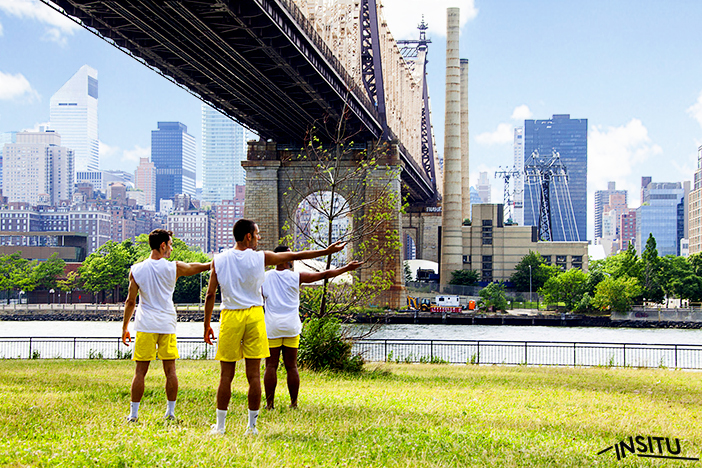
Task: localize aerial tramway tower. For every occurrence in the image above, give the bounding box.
[524,150,578,241]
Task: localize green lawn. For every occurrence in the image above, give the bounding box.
[1,360,701,467]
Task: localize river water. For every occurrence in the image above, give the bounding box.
[3,321,702,345]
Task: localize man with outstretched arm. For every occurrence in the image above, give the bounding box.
[204,219,346,436]
[262,244,363,410]
[121,229,211,422]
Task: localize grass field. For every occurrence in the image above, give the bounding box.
[1,360,701,467]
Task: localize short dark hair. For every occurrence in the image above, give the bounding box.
[273,244,290,253]
[149,229,173,250]
[233,219,257,242]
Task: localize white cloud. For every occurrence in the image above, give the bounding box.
[588,119,663,209]
[475,123,513,146]
[511,105,533,121]
[0,71,39,101]
[380,0,478,39]
[99,142,149,171]
[0,0,79,45]
[687,91,702,128]
[0,20,4,36]
[122,144,149,164]
[21,121,50,132]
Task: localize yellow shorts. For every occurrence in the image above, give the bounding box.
[133,332,179,361]
[268,335,300,349]
[215,306,270,362]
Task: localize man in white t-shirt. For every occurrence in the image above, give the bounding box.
[204,219,345,436]
[121,229,211,422]
[262,244,362,410]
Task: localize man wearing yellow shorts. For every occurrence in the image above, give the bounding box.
[204,219,345,435]
[121,229,211,422]
[262,245,362,409]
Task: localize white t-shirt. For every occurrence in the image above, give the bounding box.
[214,248,265,310]
[262,269,302,339]
[130,258,178,334]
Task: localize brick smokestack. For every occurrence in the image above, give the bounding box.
[440,7,463,289]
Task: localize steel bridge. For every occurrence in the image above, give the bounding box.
[42,0,440,204]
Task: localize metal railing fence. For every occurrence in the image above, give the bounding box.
[2,337,702,370]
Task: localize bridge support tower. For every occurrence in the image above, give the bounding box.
[243,140,406,310]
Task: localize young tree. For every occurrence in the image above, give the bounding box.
[509,251,559,292]
[32,253,66,290]
[592,276,642,313]
[449,269,480,286]
[478,282,508,311]
[279,129,402,318]
[538,268,588,311]
[640,234,664,303]
[78,240,137,302]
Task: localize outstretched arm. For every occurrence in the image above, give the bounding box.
[121,273,139,345]
[264,240,347,267]
[203,265,219,345]
[299,261,364,284]
[176,261,211,278]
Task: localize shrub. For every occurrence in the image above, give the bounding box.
[298,316,363,373]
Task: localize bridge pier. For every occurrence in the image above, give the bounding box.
[243,139,406,309]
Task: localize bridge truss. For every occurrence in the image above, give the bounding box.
[42,0,440,203]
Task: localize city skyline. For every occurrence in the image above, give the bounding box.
[2,1,702,240]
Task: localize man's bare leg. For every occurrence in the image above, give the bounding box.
[264,348,281,410]
[162,359,178,419]
[128,361,150,421]
[281,347,300,408]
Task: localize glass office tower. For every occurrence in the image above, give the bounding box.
[151,122,196,211]
[50,65,99,174]
[523,114,587,242]
[636,182,685,257]
[201,104,247,204]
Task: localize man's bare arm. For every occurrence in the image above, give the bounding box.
[299,261,364,284]
[264,240,346,267]
[121,273,140,345]
[176,261,211,278]
[203,265,219,345]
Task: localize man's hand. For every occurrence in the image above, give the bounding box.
[122,329,132,346]
[204,326,216,345]
[326,240,347,254]
[346,260,364,271]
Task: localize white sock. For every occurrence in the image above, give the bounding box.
[248,409,259,429]
[216,409,227,431]
[129,401,140,419]
[165,400,176,417]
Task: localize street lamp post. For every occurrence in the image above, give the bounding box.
[49,289,55,305]
[528,265,532,306]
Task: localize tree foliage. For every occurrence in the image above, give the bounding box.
[449,269,479,286]
[510,251,559,292]
[32,253,66,290]
[479,282,508,311]
[592,276,642,313]
[538,268,588,311]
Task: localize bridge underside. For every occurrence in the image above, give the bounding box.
[47,0,436,203]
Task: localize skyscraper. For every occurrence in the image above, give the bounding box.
[636,181,685,256]
[689,146,702,255]
[594,181,628,239]
[513,127,524,225]
[151,122,196,211]
[201,104,247,204]
[0,131,18,190]
[134,157,157,210]
[49,65,99,173]
[477,172,491,203]
[3,130,74,206]
[523,114,587,242]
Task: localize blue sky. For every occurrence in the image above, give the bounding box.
[1,0,702,241]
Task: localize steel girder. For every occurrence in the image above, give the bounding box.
[43,0,436,202]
